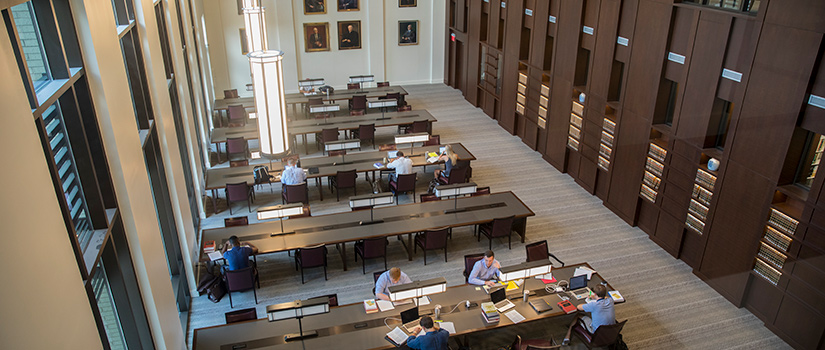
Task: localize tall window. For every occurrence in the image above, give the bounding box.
[683,0,760,13]
[709,98,733,150]
[795,133,825,189]
[10,2,51,90]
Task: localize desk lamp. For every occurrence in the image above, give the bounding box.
[498,260,553,298]
[324,139,361,164]
[367,99,397,120]
[434,182,477,214]
[394,132,429,157]
[267,297,330,341]
[257,203,304,236]
[349,74,374,89]
[349,192,394,225]
[309,104,339,125]
[388,277,448,302]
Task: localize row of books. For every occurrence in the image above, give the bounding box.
[753,258,781,285]
[646,158,664,177]
[767,208,798,236]
[692,184,713,207]
[685,213,705,233]
[763,226,792,252]
[640,183,657,203]
[688,199,709,221]
[695,169,717,190]
[648,143,667,163]
[757,242,787,270]
[644,171,661,191]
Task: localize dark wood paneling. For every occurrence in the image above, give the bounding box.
[596,168,610,199]
[614,0,639,63]
[587,0,620,105]
[764,0,825,34]
[546,78,574,170]
[745,274,783,324]
[728,25,822,181]
[606,110,648,224]
[786,276,825,318]
[621,0,672,118]
[773,295,825,350]
[577,157,598,194]
[717,17,760,103]
[801,54,825,135]
[699,161,774,305]
[654,210,685,256]
[798,243,825,272]
[554,0,584,81]
[638,197,659,235]
[792,259,825,292]
[804,225,825,254]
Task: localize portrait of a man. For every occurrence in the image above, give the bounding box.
[338,21,361,50]
[399,0,416,7]
[304,23,330,52]
[338,0,358,11]
[399,21,418,45]
[304,0,326,14]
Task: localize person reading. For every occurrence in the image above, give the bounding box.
[562,284,616,345]
[281,157,306,185]
[434,145,458,180]
[386,151,413,182]
[467,250,501,286]
[406,316,449,350]
[374,267,412,301]
[221,235,258,271]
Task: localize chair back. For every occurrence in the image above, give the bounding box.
[420,193,440,202]
[224,308,256,324]
[361,237,387,259]
[224,89,239,98]
[321,128,339,143]
[347,83,360,90]
[322,294,339,307]
[224,266,256,292]
[463,253,485,283]
[307,97,323,107]
[289,205,311,218]
[377,81,389,87]
[395,173,416,192]
[328,150,347,156]
[282,182,309,204]
[225,182,251,201]
[230,160,249,167]
[411,120,429,133]
[298,244,326,268]
[446,166,469,185]
[351,95,367,110]
[358,124,375,140]
[373,270,386,283]
[472,186,491,196]
[525,240,550,262]
[379,144,397,151]
[591,320,627,347]
[226,137,248,156]
[422,227,449,249]
[335,169,357,188]
[488,215,515,239]
[228,105,246,123]
[423,135,440,146]
[224,217,249,227]
[385,92,400,101]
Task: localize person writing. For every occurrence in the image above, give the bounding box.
[406,316,450,350]
[386,151,413,182]
[562,284,616,345]
[280,157,306,185]
[434,144,458,180]
[467,250,501,286]
[374,267,413,301]
[221,235,258,271]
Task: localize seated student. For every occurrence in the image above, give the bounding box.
[407,316,450,350]
[221,235,259,271]
[386,151,413,182]
[433,144,458,179]
[281,158,307,185]
[374,267,413,301]
[468,250,501,286]
[562,284,616,345]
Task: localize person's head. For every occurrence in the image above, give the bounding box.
[347,24,353,32]
[419,316,434,329]
[228,235,240,247]
[396,151,405,158]
[287,157,297,166]
[407,24,412,30]
[445,144,455,156]
[313,27,319,34]
[592,284,607,299]
[389,267,402,283]
[483,250,495,266]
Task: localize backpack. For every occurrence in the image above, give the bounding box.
[609,334,629,350]
[206,278,226,303]
[253,165,270,184]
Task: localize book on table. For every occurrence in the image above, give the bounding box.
[608,290,625,303]
[529,298,553,313]
[203,240,216,252]
[558,300,577,314]
[480,302,500,323]
[364,299,378,314]
[385,327,408,347]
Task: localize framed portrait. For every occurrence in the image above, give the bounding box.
[338,0,358,11]
[398,20,419,46]
[338,21,361,50]
[304,0,326,14]
[239,29,249,54]
[399,0,416,7]
[236,0,244,15]
[304,22,330,52]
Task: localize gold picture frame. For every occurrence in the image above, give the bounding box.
[399,0,416,8]
[239,28,248,54]
[338,20,361,50]
[398,20,419,46]
[337,0,358,11]
[304,22,330,52]
[304,0,326,14]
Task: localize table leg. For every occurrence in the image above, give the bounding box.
[211,189,219,214]
[316,177,324,201]
[407,233,414,261]
[337,242,348,271]
[303,134,309,155]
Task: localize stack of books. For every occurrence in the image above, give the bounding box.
[363,299,378,314]
[480,302,499,324]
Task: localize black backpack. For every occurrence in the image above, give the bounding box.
[253,165,270,184]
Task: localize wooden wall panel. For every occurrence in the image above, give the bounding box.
[744,274,783,324]
[773,295,825,350]
[621,0,671,119]
[764,0,825,34]
[606,110,648,224]
[654,211,685,257]
[717,17,760,103]
[801,55,825,135]
[588,0,621,104]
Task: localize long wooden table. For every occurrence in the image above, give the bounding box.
[200,191,532,270]
[204,143,474,205]
[193,263,611,350]
[213,86,409,112]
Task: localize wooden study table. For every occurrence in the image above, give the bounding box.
[213,86,408,112]
[204,143,474,206]
[210,123,259,160]
[200,191,532,271]
[193,263,611,350]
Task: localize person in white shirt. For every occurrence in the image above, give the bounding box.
[386,151,413,182]
[280,158,306,185]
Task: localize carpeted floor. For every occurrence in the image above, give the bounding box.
[186,83,791,350]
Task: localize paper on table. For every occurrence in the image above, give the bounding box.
[207,251,223,261]
[438,321,456,334]
[376,299,395,312]
[416,296,431,306]
[386,327,408,345]
[504,309,526,324]
[574,267,595,279]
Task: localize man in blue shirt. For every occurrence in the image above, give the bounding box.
[407,316,449,350]
[562,284,616,345]
[467,250,501,286]
[280,158,306,185]
[221,235,258,271]
[374,267,413,301]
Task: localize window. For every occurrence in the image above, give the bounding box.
[653,79,678,126]
[707,98,733,150]
[92,262,128,350]
[794,133,825,189]
[683,0,760,14]
[9,2,51,90]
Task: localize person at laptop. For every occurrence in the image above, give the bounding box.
[468,250,501,286]
[221,235,258,271]
[433,144,458,180]
[386,151,413,182]
[375,267,413,301]
[407,316,450,350]
[280,157,306,185]
[562,284,616,345]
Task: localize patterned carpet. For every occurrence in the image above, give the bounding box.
[186,84,791,350]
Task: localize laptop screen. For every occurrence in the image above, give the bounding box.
[400,307,419,324]
[569,275,587,290]
[387,151,398,158]
[490,287,506,303]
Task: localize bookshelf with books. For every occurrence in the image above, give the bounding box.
[751,190,801,286]
[538,75,550,130]
[684,152,718,234]
[568,88,585,151]
[598,106,617,171]
[640,136,668,204]
[516,67,528,117]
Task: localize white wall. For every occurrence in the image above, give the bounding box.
[204,0,446,96]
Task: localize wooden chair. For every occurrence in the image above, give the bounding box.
[294,244,328,284]
[437,166,468,185]
[329,169,357,201]
[350,124,375,148]
[408,120,431,134]
[371,270,386,295]
[224,216,249,227]
[282,182,309,205]
[472,186,491,196]
[462,253,485,283]
[349,95,367,114]
[227,105,247,126]
[377,81,390,87]
[354,237,388,274]
[224,89,239,98]
[420,193,440,202]
[223,266,257,308]
[315,128,339,154]
[347,82,360,89]
[508,335,560,350]
[571,320,627,349]
[225,182,253,214]
[414,227,449,265]
[389,173,416,204]
[225,308,256,324]
[423,135,440,146]
[226,137,249,163]
[229,159,249,167]
[525,240,565,266]
[477,215,515,249]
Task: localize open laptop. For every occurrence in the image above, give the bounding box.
[568,274,593,300]
[400,307,421,334]
[490,287,516,313]
[387,150,398,159]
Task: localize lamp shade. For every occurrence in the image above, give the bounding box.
[243,7,267,53]
[249,50,290,157]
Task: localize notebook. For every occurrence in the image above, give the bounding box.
[529,298,553,313]
[490,287,516,313]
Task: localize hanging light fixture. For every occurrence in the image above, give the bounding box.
[249,50,290,157]
[242,0,267,53]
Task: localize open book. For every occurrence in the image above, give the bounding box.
[385,327,408,347]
